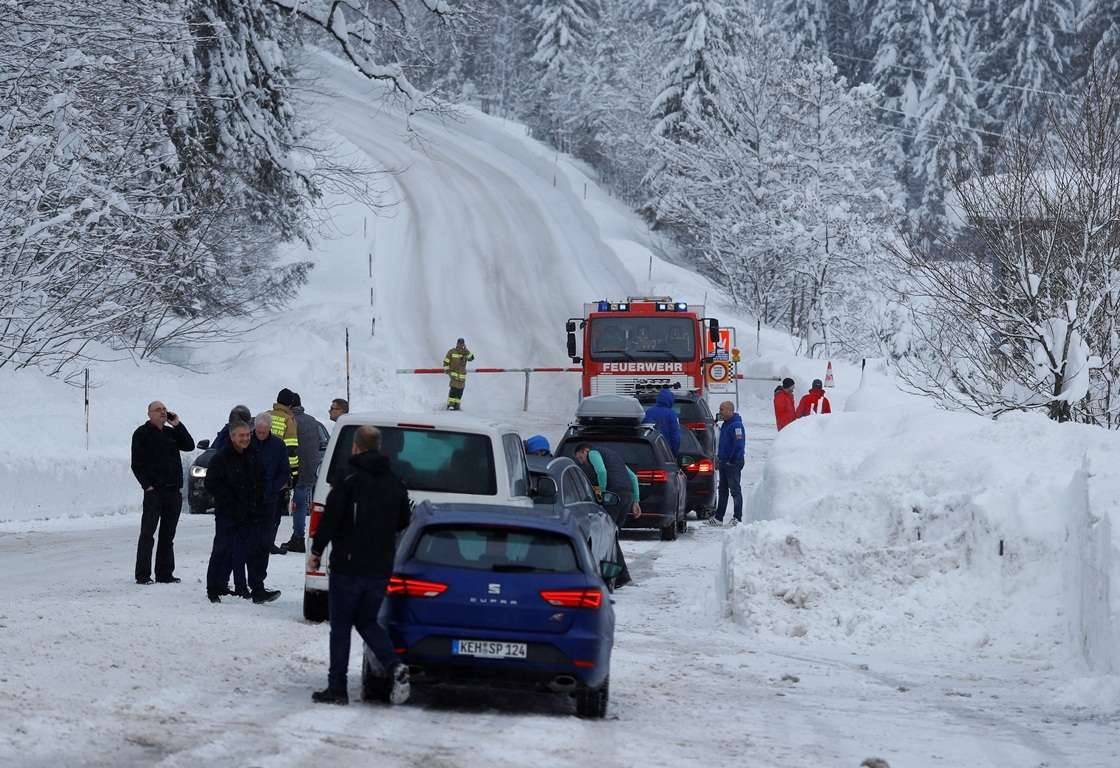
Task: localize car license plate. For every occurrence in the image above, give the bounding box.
[451,639,527,659]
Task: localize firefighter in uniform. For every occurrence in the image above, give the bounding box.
[443,338,474,411]
[270,388,300,553]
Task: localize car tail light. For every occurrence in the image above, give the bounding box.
[573,660,595,668]
[684,421,708,430]
[635,469,669,483]
[308,502,325,538]
[388,576,448,598]
[685,459,713,474]
[540,589,603,609]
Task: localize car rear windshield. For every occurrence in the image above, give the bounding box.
[326,425,497,496]
[413,525,580,573]
[638,396,708,422]
[560,439,656,467]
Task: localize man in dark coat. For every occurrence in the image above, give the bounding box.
[203,420,263,602]
[131,400,195,585]
[252,412,291,575]
[210,405,252,452]
[642,388,682,455]
[309,426,412,705]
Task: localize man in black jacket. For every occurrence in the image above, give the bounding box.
[309,426,412,705]
[204,420,254,602]
[131,401,195,585]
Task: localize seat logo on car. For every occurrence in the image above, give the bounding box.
[488,583,501,595]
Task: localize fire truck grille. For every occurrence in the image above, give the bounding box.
[590,375,694,395]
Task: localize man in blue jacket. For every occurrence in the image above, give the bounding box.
[643,388,681,456]
[711,400,746,526]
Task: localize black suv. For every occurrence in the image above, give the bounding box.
[636,390,717,519]
[556,424,688,541]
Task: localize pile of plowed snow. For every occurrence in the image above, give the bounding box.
[719,408,1120,678]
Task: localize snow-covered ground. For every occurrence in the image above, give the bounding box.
[2,52,1118,766]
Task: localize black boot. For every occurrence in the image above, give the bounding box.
[311,687,349,705]
[207,592,222,604]
[285,535,306,554]
[252,588,281,604]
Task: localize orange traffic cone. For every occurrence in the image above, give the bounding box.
[824,361,835,388]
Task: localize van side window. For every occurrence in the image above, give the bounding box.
[503,434,529,497]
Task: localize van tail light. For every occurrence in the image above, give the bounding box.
[635,469,669,483]
[308,502,326,538]
[540,589,603,609]
[388,576,448,598]
[685,459,713,474]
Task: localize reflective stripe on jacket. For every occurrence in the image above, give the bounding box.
[443,346,474,382]
[270,402,299,475]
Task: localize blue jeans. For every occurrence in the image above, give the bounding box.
[716,461,743,521]
[292,485,311,538]
[327,573,398,691]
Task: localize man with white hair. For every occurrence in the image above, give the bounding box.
[131,400,194,585]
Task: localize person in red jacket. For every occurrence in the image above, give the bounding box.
[796,379,832,417]
[773,378,797,431]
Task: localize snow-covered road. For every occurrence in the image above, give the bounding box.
[3,409,1114,767]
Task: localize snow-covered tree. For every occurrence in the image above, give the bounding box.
[911,0,986,244]
[895,74,1120,423]
[528,0,600,79]
[985,0,1075,129]
[650,0,739,137]
[1075,0,1120,84]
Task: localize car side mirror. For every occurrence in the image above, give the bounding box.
[600,490,620,506]
[536,477,558,500]
[197,439,210,450]
[600,561,624,581]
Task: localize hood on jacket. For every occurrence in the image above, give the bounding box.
[656,388,675,408]
[349,450,392,476]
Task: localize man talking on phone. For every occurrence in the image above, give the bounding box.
[131,401,195,585]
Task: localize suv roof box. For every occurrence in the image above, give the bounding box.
[576,394,646,425]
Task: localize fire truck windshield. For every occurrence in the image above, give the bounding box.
[588,316,695,361]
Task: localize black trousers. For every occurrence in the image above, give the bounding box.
[135,487,181,581]
[269,491,289,547]
[205,516,247,595]
[602,495,633,585]
[245,518,272,594]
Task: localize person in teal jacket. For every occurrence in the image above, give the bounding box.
[573,443,638,587]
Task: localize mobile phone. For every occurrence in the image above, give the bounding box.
[166,411,177,421]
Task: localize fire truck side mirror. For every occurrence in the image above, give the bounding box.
[567,332,579,361]
[708,319,720,345]
[565,320,577,333]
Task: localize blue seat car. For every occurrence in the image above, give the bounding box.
[364,501,617,718]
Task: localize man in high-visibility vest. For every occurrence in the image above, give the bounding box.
[270,388,300,554]
[443,338,474,411]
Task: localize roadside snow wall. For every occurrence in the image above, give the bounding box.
[720,409,1119,675]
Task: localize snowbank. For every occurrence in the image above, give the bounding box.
[720,409,1120,689]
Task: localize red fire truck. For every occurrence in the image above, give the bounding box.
[565,297,721,396]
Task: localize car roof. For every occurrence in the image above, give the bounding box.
[335,411,520,435]
[412,501,579,536]
[526,455,580,475]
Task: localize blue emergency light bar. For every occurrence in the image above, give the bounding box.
[597,301,629,312]
[655,302,689,312]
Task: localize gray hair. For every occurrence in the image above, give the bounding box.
[255,412,273,428]
[229,420,251,435]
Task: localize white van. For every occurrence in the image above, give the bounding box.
[303,412,532,620]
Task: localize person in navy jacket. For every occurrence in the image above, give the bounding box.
[711,400,746,525]
[643,388,682,455]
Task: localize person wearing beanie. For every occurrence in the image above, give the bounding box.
[773,378,797,431]
[524,435,551,457]
[796,378,832,418]
[269,388,300,554]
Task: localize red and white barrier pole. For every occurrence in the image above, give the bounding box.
[395,367,582,411]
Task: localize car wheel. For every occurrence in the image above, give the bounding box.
[361,655,392,703]
[575,675,609,719]
[660,521,678,541]
[303,589,329,622]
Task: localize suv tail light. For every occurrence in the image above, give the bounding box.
[684,459,713,474]
[684,421,709,430]
[635,469,669,483]
[388,576,448,598]
[308,502,325,538]
[540,589,603,609]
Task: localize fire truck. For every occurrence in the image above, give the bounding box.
[565,297,721,396]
